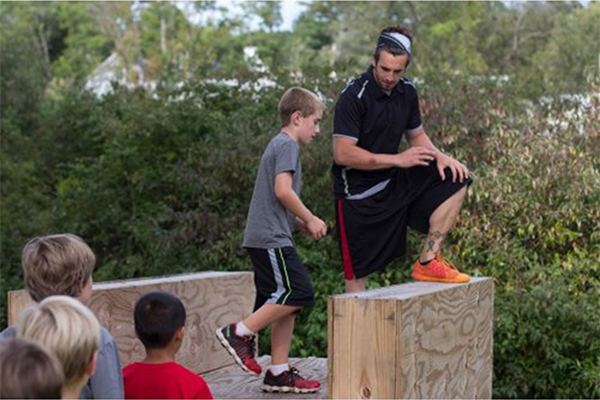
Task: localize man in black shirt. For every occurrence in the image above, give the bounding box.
[332,25,472,292]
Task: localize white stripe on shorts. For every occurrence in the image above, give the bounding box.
[266,248,286,304]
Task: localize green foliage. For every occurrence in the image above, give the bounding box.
[494,277,600,399]
[50,2,113,85]
[49,83,284,280]
[531,2,600,96]
[0,2,51,130]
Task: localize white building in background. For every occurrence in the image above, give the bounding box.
[84,53,151,97]
[84,46,276,98]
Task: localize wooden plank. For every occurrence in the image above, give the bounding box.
[328,277,493,399]
[7,290,32,327]
[326,297,334,399]
[7,271,255,374]
[205,356,326,399]
[328,296,397,398]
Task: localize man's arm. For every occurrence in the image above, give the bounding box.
[274,172,326,240]
[333,136,437,170]
[406,128,470,182]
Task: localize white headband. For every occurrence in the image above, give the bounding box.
[378,32,412,55]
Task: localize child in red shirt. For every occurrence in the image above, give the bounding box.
[123,292,213,399]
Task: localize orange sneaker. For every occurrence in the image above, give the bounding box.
[411,253,471,283]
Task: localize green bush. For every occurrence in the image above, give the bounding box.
[494,275,600,399]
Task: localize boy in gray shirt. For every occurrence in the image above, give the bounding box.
[216,87,327,394]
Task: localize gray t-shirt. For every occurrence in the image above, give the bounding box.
[1,324,124,399]
[243,132,302,249]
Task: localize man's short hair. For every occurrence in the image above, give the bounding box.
[16,295,101,386]
[374,25,414,66]
[22,233,96,302]
[278,87,324,127]
[0,337,65,399]
[134,291,186,350]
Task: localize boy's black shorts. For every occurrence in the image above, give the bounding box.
[246,247,315,311]
[335,163,472,280]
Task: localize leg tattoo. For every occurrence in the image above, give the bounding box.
[422,230,448,262]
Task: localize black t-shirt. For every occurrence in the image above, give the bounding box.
[331,67,422,198]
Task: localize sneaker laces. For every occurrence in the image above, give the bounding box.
[288,367,301,383]
[439,255,462,277]
[440,256,458,271]
[245,335,257,359]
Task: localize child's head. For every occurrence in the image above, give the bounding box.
[134,291,186,350]
[278,87,325,128]
[0,337,65,399]
[16,295,100,393]
[22,233,96,303]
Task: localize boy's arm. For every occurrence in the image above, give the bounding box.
[274,171,326,240]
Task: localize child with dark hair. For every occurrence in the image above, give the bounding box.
[123,291,213,399]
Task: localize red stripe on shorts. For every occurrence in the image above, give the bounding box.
[337,198,355,280]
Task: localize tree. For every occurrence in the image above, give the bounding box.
[0,2,57,128]
[532,2,599,96]
[50,2,113,87]
[241,1,283,33]
[138,2,191,81]
[89,2,143,83]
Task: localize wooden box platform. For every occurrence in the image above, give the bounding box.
[328,277,494,399]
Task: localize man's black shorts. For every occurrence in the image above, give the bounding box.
[335,162,472,280]
[246,246,315,311]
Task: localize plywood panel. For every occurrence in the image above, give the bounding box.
[7,271,255,374]
[397,278,493,399]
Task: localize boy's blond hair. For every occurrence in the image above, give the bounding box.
[0,337,65,399]
[22,233,96,302]
[278,87,324,127]
[16,295,101,386]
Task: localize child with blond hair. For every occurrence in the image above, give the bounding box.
[16,295,101,399]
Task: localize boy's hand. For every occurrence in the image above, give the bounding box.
[305,216,327,240]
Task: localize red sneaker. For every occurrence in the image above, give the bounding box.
[411,253,471,283]
[262,367,321,394]
[215,323,262,375]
